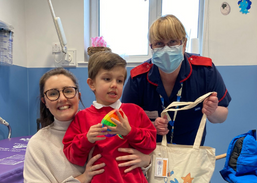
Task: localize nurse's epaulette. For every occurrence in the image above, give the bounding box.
[130,62,153,78]
[188,55,212,67]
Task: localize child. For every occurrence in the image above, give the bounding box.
[63,51,156,183]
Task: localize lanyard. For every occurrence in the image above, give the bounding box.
[160,83,183,143]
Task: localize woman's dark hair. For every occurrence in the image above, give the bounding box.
[39,67,83,128]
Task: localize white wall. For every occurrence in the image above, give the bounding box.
[0,0,27,67]
[3,0,257,68]
[0,0,86,68]
[202,0,257,66]
[25,0,85,68]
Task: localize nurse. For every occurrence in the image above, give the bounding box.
[122,14,231,145]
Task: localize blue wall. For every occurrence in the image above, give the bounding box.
[205,66,257,183]
[0,65,256,182]
[0,65,29,139]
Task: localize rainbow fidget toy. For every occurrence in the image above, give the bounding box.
[101,109,124,139]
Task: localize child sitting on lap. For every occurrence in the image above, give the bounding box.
[63,51,156,183]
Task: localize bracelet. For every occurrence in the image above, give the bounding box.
[141,162,152,173]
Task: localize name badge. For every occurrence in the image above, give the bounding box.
[155,157,168,177]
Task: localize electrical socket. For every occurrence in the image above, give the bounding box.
[60,49,77,67]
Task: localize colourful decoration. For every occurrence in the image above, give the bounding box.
[91,36,107,47]
[170,179,179,183]
[101,109,124,139]
[181,173,194,183]
[220,2,231,15]
[165,170,178,183]
[87,36,111,56]
[167,170,174,177]
[238,0,252,14]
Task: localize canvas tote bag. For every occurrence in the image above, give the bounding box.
[148,92,216,183]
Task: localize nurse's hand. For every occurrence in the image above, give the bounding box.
[202,92,218,116]
[202,92,228,123]
[154,115,169,135]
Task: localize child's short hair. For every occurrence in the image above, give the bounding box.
[88,51,127,81]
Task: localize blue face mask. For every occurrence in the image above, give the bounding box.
[152,45,184,74]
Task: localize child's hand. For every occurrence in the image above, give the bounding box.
[108,109,131,136]
[87,123,108,143]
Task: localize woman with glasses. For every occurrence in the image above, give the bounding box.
[122,14,231,146]
[24,68,151,182]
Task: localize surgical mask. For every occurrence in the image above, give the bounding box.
[152,45,184,74]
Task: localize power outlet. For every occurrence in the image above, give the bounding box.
[60,49,77,67]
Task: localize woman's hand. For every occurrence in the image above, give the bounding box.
[202,92,218,116]
[75,154,105,183]
[202,92,228,123]
[116,148,151,173]
[154,115,169,135]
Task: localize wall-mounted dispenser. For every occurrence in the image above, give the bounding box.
[47,0,77,67]
[0,20,13,65]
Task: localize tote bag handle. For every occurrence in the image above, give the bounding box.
[160,92,214,149]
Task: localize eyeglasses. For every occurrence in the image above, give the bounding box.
[151,39,183,49]
[44,87,78,101]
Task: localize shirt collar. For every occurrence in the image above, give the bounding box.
[93,99,122,109]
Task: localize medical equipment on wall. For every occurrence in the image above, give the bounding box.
[0,117,12,139]
[47,0,76,66]
[0,20,13,65]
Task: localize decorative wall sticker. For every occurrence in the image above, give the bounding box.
[238,0,252,14]
[181,173,194,183]
[170,179,179,183]
[221,2,231,15]
[163,170,179,183]
[167,170,174,177]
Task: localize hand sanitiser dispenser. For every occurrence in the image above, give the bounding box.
[0,20,13,65]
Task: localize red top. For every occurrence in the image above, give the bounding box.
[130,55,212,79]
[188,55,212,67]
[63,103,157,183]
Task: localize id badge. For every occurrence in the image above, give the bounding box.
[155,157,168,177]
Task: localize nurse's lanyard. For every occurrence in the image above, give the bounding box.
[160,83,183,144]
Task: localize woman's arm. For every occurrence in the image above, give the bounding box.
[24,141,105,183]
[202,92,228,123]
[24,138,82,183]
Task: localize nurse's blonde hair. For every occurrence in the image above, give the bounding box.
[148,15,187,44]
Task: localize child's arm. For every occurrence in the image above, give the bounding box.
[108,107,157,154]
[63,112,107,166]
